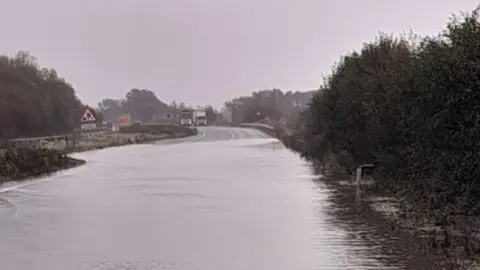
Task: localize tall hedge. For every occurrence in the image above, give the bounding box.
[297,10,480,220]
[0,52,83,138]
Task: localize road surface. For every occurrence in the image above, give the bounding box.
[0,127,402,270]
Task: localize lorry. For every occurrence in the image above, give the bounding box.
[193,110,207,126]
[178,109,194,126]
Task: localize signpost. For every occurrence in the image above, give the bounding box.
[118,114,131,127]
[80,108,97,130]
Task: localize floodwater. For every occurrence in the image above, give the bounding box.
[0,127,431,269]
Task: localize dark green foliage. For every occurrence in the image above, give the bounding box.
[294,10,480,220]
[0,52,84,138]
[98,89,171,123]
[224,89,315,125]
[98,90,224,125]
[122,89,170,123]
[204,106,219,125]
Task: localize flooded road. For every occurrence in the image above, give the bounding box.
[0,127,412,269]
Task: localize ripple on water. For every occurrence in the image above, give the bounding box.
[0,196,18,216]
[315,172,436,269]
[77,260,191,270]
[142,191,208,199]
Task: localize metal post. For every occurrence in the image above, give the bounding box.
[356,167,363,187]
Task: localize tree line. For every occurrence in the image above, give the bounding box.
[0,52,85,138]
[97,91,222,125]
[289,9,480,237]
[0,51,223,138]
[223,89,315,126]
[99,88,316,128]
[0,49,313,138]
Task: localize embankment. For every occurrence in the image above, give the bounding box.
[0,144,85,184]
[2,124,197,183]
[70,124,196,152]
[10,124,197,153]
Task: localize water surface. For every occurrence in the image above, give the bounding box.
[0,127,411,269]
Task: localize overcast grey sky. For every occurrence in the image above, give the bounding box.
[1,0,478,108]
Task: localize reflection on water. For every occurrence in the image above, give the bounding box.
[311,167,441,269]
[0,127,439,269]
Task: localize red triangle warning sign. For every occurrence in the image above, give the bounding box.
[81,108,96,123]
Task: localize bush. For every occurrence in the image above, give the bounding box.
[296,9,480,221]
[0,52,84,138]
[0,143,85,182]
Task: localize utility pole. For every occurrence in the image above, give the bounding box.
[231,101,242,126]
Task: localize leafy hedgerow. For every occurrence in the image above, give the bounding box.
[295,9,480,222]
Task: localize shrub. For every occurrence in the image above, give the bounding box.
[297,9,480,219]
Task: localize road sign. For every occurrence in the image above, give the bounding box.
[80,122,97,130]
[81,108,96,123]
[80,108,97,130]
[118,114,131,127]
